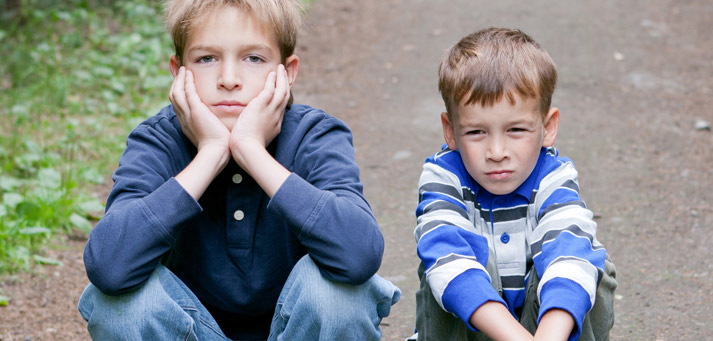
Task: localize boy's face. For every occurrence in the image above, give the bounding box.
[170,6,298,130]
[442,96,559,195]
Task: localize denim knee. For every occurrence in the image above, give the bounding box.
[78,265,224,340]
[269,255,400,340]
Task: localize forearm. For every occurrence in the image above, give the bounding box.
[469,301,533,341]
[175,145,230,199]
[534,308,575,341]
[231,139,289,198]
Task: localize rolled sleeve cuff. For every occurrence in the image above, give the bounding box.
[538,278,591,341]
[443,269,506,331]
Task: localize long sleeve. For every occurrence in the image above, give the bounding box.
[414,150,504,329]
[269,108,383,284]
[529,160,606,340]
[84,108,199,295]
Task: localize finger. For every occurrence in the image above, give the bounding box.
[169,66,179,105]
[253,71,277,108]
[172,67,189,118]
[184,69,203,114]
[274,64,291,109]
[273,64,290,108]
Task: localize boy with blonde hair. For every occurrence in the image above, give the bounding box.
[414,28,616,340]
[78,1,400,339]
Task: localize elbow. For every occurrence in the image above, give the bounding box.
[343,232,385,285]
[83,246,141,296]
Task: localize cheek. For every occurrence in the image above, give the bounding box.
[190,72,210,97]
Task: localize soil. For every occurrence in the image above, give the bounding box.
[2,0,713,340]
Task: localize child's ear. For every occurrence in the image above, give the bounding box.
[284,54,299,89]
[542,107,559,147]
[441,112,459,150]
[170,55,181,77]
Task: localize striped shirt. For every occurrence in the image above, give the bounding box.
[415,146,606,340]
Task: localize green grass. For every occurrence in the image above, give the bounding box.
[0,0,174,274]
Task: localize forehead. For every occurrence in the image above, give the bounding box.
[456,96,540,125]
[185,6,278,52]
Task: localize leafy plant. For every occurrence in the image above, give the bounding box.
[0,0,174,273]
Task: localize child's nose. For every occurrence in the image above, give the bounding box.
[218,64,241,90]
[486,138,507,161]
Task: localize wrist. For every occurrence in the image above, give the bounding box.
[197,142,230,166]
[176,145,230,200]
[534,309,574,341]
[230,137,265,167]
[470,302,533,340]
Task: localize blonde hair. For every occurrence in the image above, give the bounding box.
[164,0,303,63]
[439,27,557,121]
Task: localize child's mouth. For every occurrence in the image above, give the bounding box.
[486,170,512,180]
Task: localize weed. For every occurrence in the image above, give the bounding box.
[0,0,173,273]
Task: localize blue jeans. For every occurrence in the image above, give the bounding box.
[78,255,401,340]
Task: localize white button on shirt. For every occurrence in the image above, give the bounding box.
[233,210,245,221]
[232,174,243,184]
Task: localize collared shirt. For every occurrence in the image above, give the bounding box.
[415,146,606,340]
[84,104,384,339]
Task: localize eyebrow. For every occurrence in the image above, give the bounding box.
[186,43,274,55]
[508,117,537,125]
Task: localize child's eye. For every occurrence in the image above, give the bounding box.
[509,127,526,133]
[245,55,264,63]
[197,56,216,63]
[466,130,485,135]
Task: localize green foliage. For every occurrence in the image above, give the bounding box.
[0,294,9,306]
[0,0,174,273]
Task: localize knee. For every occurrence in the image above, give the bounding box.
[78,265,195,337]
[281,256,400,322]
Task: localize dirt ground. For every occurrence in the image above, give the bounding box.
[2,0,713,340]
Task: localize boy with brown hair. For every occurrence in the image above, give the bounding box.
[414,28,616,340]
[78,0,400,339]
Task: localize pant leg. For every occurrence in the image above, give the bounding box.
[78,265,228,341]
[519,254,618,340]
[267,255,401,341]
[580,254,617,341]
[415,263,489,341]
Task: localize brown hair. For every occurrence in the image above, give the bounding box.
[164,0,303,63]
[438,27,557,121]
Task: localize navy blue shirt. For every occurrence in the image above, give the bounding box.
[84,104,384,339]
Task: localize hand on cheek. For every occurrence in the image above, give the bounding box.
[229,64,290,166]
[169,66,230,151]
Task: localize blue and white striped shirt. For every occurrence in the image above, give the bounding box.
[415,146,606,340]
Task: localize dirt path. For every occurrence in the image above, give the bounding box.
[2,0,713,339]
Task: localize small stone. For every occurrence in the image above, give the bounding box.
[613,51,625,61]
[694,119,710,131]
[392,150,412,160]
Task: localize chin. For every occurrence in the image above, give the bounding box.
[220,119,237,131]
[485,184,517,196]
